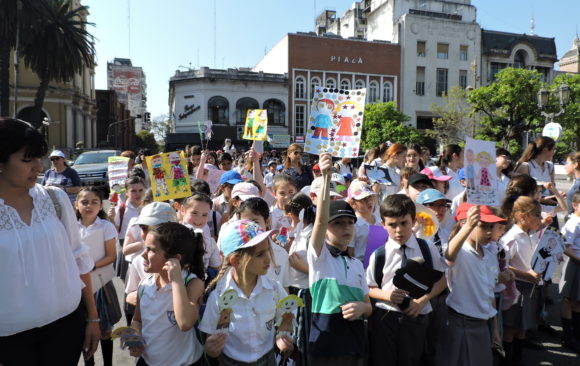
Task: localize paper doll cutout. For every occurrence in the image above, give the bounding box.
[464,137,499,206]
[312,99,334,140]
[531,228,566,281]
[150,154,169,197]
[275,295,304,338]
[111,326,145,350]
[216,289,239,333]
[146,151,192,201]
[168,151,188,193]
[363,164,392,184]
[476,151,493,192]
[465,149,476,190]
[243,109,268,141]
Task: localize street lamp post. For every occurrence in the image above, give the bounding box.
[107,117,134,147]
[536,82,570,143]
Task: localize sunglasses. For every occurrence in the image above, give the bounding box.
[425,203,450,209]
[50,157,62,161]
[293,151,303,155]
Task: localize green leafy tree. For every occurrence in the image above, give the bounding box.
[468,68,543,155]
[428,86,476,145]
[360,101,421,151]
[149,114,174,142]
[135,130,159,153]
[545,73,580,161]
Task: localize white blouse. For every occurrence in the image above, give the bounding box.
[0,184,94,336]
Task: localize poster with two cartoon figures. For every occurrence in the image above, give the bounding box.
[243,109,268,141]
[145,151,192,201]
[464,137,499,207]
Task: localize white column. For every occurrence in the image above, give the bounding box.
[66,105,74,148]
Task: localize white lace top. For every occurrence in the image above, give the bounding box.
[0,184,94,336]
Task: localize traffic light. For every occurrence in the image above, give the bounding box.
[144,112,151,122]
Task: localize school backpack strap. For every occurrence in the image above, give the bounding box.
[45,186,62,220]
[373,245,386,288]
[416,238,433,268]
[212,210,217,237]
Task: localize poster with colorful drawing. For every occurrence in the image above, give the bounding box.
[304,87,366,157]
[464,137,499,206]
[145,151,191,201]
[531,228,567,281]
[107,156,129,198]
[243,109,268,141]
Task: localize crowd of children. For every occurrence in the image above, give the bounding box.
[55,139,580,366]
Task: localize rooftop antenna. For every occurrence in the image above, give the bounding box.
[127,0,131,58]
[530,15,535,35]
[214,0,217,68]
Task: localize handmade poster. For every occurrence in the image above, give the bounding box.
[243,109,268,141]
[111,327,145,350]
[216,289,239,333]
[531,228,567,281]
[145,151,191,201]
[275,295,304,338]
[363,164,392,184]
[464,137,499,206]
[206,165,225,194]
[107,156,129,198]
[304,87,366,157]
[364,225,389,268]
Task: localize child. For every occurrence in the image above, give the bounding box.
[500,196,543,365]
[218,152,234,171]
[435,203,507,366]
[346,179,380,262]
[128,223,206,366]
[560,192,580,351]
[191,179,222,239]
[307,152,372,365]
[214,170,243,218]
[366,194,447,366]
[200,220,293,364]
[270,174,298,232]
[76,187,120,366]
[264,161,278,189]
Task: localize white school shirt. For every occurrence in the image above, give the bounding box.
[288,224,313,289]
[526,159,554,184]
[114,200,141,239]
[500,225,539,283]
[214,194,229,216]
[267,239,291,288]
[202,225,222,270]
[123,216,144,262]
[351,213,381,262]
[270,205,291,232]
[199,269,287,363]
[125,254,146,294]
[78,216,117,243]
[366,235,446,314]
[431,166,463,200]
[139,271,203,366]
[0,184,94,336]
[497,173,510,205]
[562,214,580,257]
[450,190,466,217]
[446,242,499,320]
[264,172,275,188]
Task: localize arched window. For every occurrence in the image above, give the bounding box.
[382,81,393,102]
[235,97,259,125]
[341,79,351,90]
[369,81,379,103]
[310,77,321,96]
[16,106,48,128]
[355,79,365,90]
[514,50,527,69]
[263,99,286,125]
[295,76,306,99]
[208,96,229,124]
[325,78,336,89]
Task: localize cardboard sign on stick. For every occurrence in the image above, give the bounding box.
[146,151,191,201]
[464,137,499,206]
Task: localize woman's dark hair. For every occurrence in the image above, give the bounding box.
[75,186,107,220]
[436,144,462,172]
[129,166,146,180]
[406,143,425,170]
[149,222,205,280]
[190,145,202,156]
[0,118,48,163]
[496,148,511,158]
[500,174,538,219]
[517,136,556,165]
[284,192,315,227]
[218,152,233,164]
[191,179,211,196]
[236,197,270,221]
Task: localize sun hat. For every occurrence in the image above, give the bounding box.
[49,150,65,159]
[134,202,177,227]
[455,203,506,223]
[416,189,451,205]
[421,167,452,182]
[310,176,341,197]
[220,170,243,185]
[348,179,375,201]
[328,200,357,223]
[231,182,260,201]
[220,219,276,257]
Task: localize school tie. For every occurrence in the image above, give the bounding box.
[400,244,408,267]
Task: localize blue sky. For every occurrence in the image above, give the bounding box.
[85,0,579,119]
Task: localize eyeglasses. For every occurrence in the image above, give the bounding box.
[425,203,450,209]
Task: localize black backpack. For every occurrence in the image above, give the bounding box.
[373,238,433,287]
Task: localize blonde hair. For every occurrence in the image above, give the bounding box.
[511,196,541,223]
[476,151,492,163]
[284,144,303,170]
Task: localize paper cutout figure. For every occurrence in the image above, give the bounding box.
[531,228,567,281]
[216,289,239,333]
[304,88,366,157]
[275,295,304,338]
[393,257,443,310]
[111,326,145,350]
[363,164,392,184]
[206,165,225,194]
[203,120,213,140]
[108,156,129,195]
[146,151,192,201]
[243,109,268,141]
[464,137,499,206]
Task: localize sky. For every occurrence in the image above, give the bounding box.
[84,0,580,120]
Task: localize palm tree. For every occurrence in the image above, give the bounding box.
[21,0,95,126]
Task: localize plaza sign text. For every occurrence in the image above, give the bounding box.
[330,56,363,64]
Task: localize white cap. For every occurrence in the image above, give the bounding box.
[49,150,65,158]
[134,202,177,227]
[309,176,341,197]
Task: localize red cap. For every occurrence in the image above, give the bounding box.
[455,203,507,223]
[313,163,320,171]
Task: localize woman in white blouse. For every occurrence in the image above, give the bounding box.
[0,118,100,365]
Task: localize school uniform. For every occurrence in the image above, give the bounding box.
[114,201,141,280]
[560,214,580,301]
[266,239,291,288]
[366,235,446,366]
[138,271,204,366]
[308,241,369,365]
[199,269,287,365]
[430,166,462,200]
[201,224,222,271]
[270,205,291,232]
[435,243,498,366]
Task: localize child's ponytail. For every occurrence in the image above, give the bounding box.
[205,260,232,294]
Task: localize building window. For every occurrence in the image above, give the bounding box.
[416,67,425,96]
[437,43,449,60]
[295,76,305,99]
[326,78,336,89]
[436,68,448,96]
[295,105,305,136]
[310,77,321,96]
[490,62,506,81]
[355,79,365,89]
[208,96,229,124]
[459,70,468,89]
[263,99,285,125]
[235,97,259,125]
[417,41,426,57]
[514,50,527,69]
[416,116,434,130]
[341,79,351,90]
[460,45,468,61]
[369,81,379,103]
[382,81,393,102]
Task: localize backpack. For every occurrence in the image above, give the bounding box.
[373,238,433,287]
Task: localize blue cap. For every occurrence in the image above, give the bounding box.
[276,164,284,171]
[458,168,466,181]
[220,220,276,257]
[343,173,353,181]
[220,170,243,185]
[416,188,451,205]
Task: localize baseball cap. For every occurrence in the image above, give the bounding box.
[312,163,320,171]
[328,200,357,223]
[408,173,433,187]
[310,176,342,197]
[458,168,466,181]
[220,170,243,185]
[421,167,452,182]
[276,164,284,171]
[455,203,506,223]
[231,182,260,201]
[416,189,451,205]
[49,150,65,159]
[220,219,276,257]
[348,179,375,201]
[343,173,353,182]
[134,202,177,227]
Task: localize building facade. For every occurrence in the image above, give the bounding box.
[106,58,148,131]
[559,35,580,73]
[95,90,135,150]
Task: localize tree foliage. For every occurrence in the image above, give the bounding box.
[148,114,174,142]
[135,130,159,153]
[360,101,422,151]
[546,73,580,160]
[428,86,476,145]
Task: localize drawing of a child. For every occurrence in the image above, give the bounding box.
[151,155,169,197]
[335,112,355,142]
[254,110,267,138]
[465,149,476,190]
[244,110,255,138]
[476,151,493,192]
[168,152,188,193]
[312,99,334,140]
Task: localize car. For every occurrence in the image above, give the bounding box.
[71,150,121,196]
